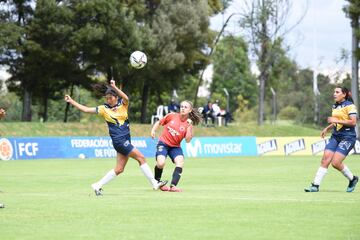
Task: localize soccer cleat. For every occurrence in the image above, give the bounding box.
[153,180,168,190]
[160,185,170,191]
[169,186,182,192]
[91,183,103,196]
[347,176,358,192]
[304,183,319,192]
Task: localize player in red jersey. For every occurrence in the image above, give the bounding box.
[151,100,202,192]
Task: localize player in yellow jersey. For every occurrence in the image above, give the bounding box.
[305,86,358,192]
[65,80,167,195]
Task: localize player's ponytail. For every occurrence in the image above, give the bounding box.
[92,83,117,97]
[182,100,202,126]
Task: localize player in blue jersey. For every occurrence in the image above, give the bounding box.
[65,80,167,195]
[305,86,358,192]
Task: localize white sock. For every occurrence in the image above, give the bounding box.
[313,166,328,186]
[140,163,158,187]
[341,165,354,181]
[96,169,117,188]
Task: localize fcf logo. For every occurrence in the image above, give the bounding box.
[0,138,13,161]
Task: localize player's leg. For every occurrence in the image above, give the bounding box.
[128,148,167,190]
[91,153,129,196]
[154,142,168,182]
[331,139,358,192]
[169,148,185,192]
[305,150,334,192]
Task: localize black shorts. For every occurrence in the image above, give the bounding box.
[112,134,134,156]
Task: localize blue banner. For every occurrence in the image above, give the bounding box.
[181,137,257,158]
[0,137,157,160]
[0,136,258,160]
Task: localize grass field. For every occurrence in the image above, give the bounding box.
[0,121,321,137]
[1,156,359,240]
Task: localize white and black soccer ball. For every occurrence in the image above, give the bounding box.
[129,51,147,69]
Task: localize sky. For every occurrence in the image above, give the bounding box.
[209,0,352,75]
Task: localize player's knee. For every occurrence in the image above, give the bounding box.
[114,167,124,175]
[135,154,146,165]
[320,158,331,167]
[157,161,165,169]
[331,161,342,170]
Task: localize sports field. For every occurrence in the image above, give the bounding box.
[1,155,359,240]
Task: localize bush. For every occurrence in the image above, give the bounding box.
[234,107,257,122]
[278,106,299,120]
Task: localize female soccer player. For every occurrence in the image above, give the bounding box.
[305,86,358,192]
[65,80,167,195]
[150,100,202,192]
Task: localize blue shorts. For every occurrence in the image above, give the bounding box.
[325,135,356,156]
[155,141,183,163]
[112,134,134,156]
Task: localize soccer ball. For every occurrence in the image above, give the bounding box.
[129,51,147,69]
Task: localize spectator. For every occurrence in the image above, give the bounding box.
[212,100,231,126]
[168,99,180,113]
[202,101,215,126]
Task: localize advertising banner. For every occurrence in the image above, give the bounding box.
[181,136,258,158]
[0,137,157,160]
[256,137,360,156]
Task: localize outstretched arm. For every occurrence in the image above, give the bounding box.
[64,95,96,114]
[110,80,129,105]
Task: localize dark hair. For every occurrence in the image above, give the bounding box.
[336,86,353,103]
[182,100,202,126]
[91,83,117,98]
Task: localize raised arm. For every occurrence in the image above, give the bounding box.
[110,80,129,105]
[64,95,96,114]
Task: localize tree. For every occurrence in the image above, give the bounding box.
[240,0,304,125]
[210,35,256,113]
[344,0,360,136]
[0,0,34,121]
[135,0,217,122]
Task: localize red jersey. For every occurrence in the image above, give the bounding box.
[159,113,189,147]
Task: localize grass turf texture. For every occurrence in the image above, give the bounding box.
[0,121,321,137]
[0,156,359,240]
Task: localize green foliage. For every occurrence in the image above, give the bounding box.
[211,35,256,113]
[278,106,298,120]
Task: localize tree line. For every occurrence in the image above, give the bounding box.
[0,0,358,128]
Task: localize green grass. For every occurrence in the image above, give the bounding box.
[1,156,359,240]
[0,121,321,137]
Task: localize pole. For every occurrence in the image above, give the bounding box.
[223,88,230,113]
[270,87,276,124]
[351,17,359,137]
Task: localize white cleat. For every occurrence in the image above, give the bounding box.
[153,180,168,190]
[91,183,103,196]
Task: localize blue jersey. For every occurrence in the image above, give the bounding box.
[331,100,357,137]
[96,99,130,141]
